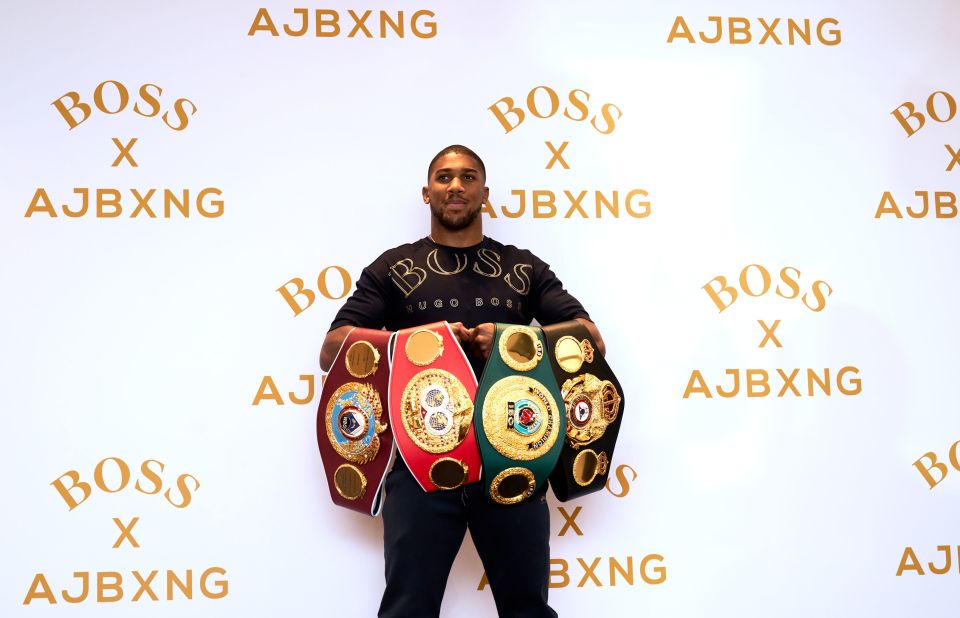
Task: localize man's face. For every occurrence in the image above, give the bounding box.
[422,152,489,232]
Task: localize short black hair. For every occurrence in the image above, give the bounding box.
[427,144,486,181]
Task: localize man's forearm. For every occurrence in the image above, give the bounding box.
[319,325,354,372]
[575,317,606,356]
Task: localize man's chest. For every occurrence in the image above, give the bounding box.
[384,249,535,326]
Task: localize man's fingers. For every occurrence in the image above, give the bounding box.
[470,323,495,359]
[449,321,473,342]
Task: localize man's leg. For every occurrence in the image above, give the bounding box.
[466,483,557,618]
[379,461,468,618]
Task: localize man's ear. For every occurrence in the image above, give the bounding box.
[482,186,489,202]
[422,186,430,204]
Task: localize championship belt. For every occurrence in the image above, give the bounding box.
[388,322,481,492]
[474,323,566,505]
[542,320,625,501]
[316,328,395,516]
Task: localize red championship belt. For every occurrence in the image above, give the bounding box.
[316,328,395,516]
[388,322,481,492]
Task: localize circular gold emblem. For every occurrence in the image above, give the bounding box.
[345,340,380,378]
[498,325,543,372]
[489,467,536,505]
[334,464,367,500]
[325,382,388,464]
[554,336,585,374]
[482,375,560,461]
[405,329,444,366]
[569,393,593,427]
[561,374,621,448]
[572,449,600,486]
[400,368,473,454]
[429,458,468,490]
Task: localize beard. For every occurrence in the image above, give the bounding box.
[430,201,481,231]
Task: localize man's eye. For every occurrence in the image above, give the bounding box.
[463,175,475,181]
[437,175,450,181]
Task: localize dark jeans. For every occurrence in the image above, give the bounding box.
[378,460,558,618]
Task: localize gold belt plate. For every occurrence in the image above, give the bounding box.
[482,375,561,461]
[561,374,622,448]
[400,368,474,454]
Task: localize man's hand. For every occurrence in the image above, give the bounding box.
[451,321,494,360]
[448,321,473,345]
[468,322,495,359]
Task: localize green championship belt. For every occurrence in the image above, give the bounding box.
[542,320,625,501]
[474,323,566,505]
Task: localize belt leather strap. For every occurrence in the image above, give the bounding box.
[388,321,481,492]
[474,323,566,505]
[542,320,625,501]
[316,327,395,516]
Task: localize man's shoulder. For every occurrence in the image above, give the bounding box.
[483,236,544,264]
[366,238,430,267]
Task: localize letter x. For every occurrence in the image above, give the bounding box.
[946,145,960,171]
[347,9,372,37]
[777,368,800,396]
[111,137,138,167]
[577,557,603,586]
[545,141,570,169]
[558,506,583,536]
[758,319,782,348]
[112,517,140,548]
[758,18,782,45]
[132,570,159,601]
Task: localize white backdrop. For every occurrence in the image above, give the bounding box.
[2,1,959,616]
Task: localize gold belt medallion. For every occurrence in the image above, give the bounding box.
[498,325,544,372]
[333,463,368,500]
[482,375,561,461]
[429,457,469,490]
[561,374,622,448]
[489,467,537,505]
[345,340,380,378]
[571,449,610,486]
[324,382,388,464]
[553,335,594,374]
[405,328,444,366]
[400,368,474,454]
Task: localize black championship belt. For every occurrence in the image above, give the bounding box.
[316,328,395,516]
[542,320,624,501]
[474,323,566,505]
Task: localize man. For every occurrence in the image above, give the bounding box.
[320,145,604,617]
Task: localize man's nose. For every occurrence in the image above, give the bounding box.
[448,177,464,191]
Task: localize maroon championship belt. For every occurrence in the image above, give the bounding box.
[316,328,395,516]
[542,320,625,501]
[388,322,481,491]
